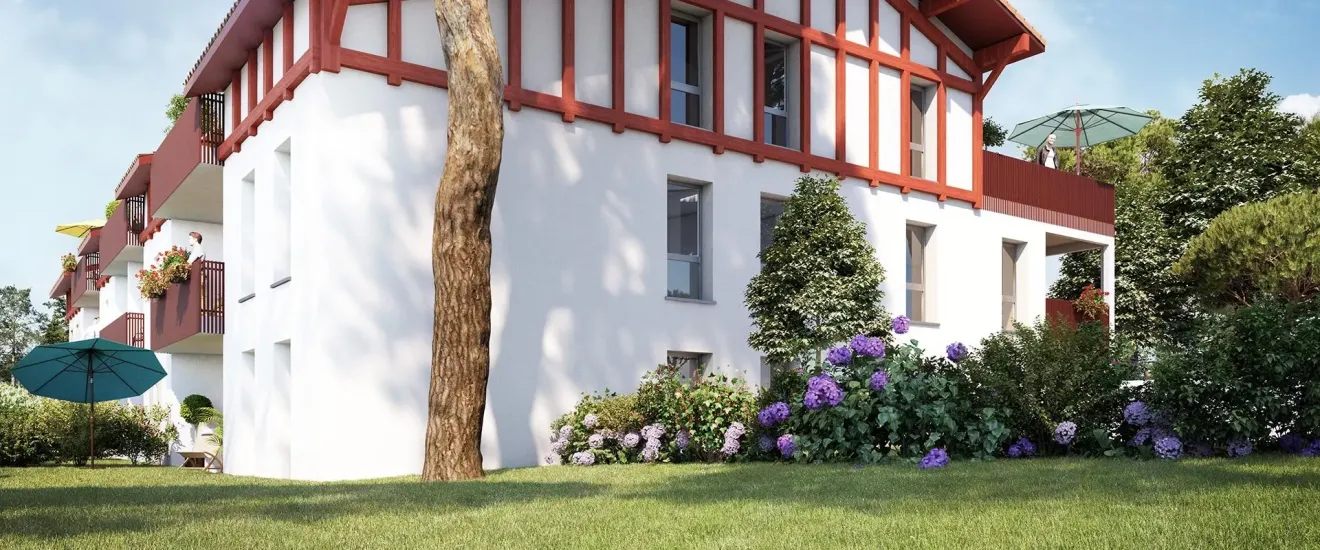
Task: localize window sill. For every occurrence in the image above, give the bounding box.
[237,293,256,304]
[909,320,940,329]
[270,276,292,289]
[665,296,716,306]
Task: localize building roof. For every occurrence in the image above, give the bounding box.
[934,0,1046,55]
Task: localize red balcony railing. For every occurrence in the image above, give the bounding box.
[1045,298,1109,327]
[102,312,145,348]
[149,94,224,218]
[982,151,1115,233]
[70,253,101,307]
[100,195,147,272]
[150,260,224,353]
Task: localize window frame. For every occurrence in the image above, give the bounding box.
[669,13,702,127]
[905,224,931,322]
[758,195,786,263]
[667,351,710,384]
[667,181,704,300]
[1001,241,1020,330]
[763,39,790,147]
[909,86,928,179]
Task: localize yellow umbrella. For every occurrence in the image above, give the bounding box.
[55,220,106,239]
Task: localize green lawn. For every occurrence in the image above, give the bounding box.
[2,457,1319,549]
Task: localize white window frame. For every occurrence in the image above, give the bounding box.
[763,39,789,147]
[1002,241,1020,330]
[759,195,786,263]
[670,13,702,128]
[667,181,704,300]
[906,224,931,322]
[909,83,937,180]
[667,351,710,384]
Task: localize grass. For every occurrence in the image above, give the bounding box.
[2,457,1319,549]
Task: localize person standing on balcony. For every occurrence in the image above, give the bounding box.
[1036,134,1059,169]
[187,232,205,265]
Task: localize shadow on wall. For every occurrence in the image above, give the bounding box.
[318,77,743,470]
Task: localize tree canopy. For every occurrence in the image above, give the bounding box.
[745,175,889,363]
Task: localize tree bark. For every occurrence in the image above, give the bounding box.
[423,0,504,482]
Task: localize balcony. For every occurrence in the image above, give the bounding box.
[1045,298,1109,327]
[101,195,148,276]
[70,253,101,309]
[50,270,72,301]
[102,312,145,348]
[982,151,1116,234]
[151,260,224,354]
[150,94,225,223]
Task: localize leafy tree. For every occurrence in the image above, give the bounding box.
[1158,69,1319,243]
[423,0,505,482]
[0,287,43,383]
[165,94,189,128]
[104,200,120,220]
[1046,114,1187,347]
[1174,190,1320,307]
[39,298,68,345]
[982,118,1007,148]
[745,175,889,364]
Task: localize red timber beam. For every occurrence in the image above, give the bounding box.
[976,33,1031,94]
[919,0,971,18]
[561,0,576,122]
[246,0,992,206]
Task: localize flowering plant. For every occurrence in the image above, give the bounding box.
[136,267,167,300]
[61,254,77,273]
[155,246,192,284]
[1074,284,1109,320]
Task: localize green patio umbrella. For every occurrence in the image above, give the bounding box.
[11,338,166,467]
[1007,105,1154,175]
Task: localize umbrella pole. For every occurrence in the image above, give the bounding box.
[1074,109,1083,175]
[88,353,95,469]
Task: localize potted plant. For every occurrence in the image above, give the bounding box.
[61,254,77,273]
[155,246,192,284]
[1073,284,1110,321]
[137,266,167,300]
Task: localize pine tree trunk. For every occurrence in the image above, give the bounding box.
[422,0,505,482]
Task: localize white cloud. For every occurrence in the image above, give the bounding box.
[1279,94,1320,121]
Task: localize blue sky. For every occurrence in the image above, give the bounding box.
[1,0,1317,306]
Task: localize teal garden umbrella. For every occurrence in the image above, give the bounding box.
[1007,105,1154,175]
[12,338,166,467]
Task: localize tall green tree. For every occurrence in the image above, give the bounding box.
[39,297,68,346]
[1158,69,1319,243]
[0,287,43,383]
[1046,114,1187,347]
[745,175,889,363]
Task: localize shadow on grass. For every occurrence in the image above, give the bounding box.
[0,470,603,540]
[619,457,1320,514]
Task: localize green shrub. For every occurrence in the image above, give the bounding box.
[745,175,891,363]
[549,365,757,465]
[965,319,1135,455]
[105,200,120,220]
[1174,190,1320,307]
[0,385,177,466]
[766,339,1010,464]
[180,394,214,426]
[1149,299,1320,447]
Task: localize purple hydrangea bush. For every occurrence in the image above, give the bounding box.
[1007,437,1036,458]
[777,434,796,458]
[892,315,910,335]
[1123,401,1151,427]
[849,335,886,358]
[1303,440,1320,457]
[1280,433,1307,454]
[945,342,969,363]
[676,430,690,451]
[759,436,775,452]
[868,369,889,392]
[721,422,746,456]
[1053,421,1077,446]
[622,433,641,449]
[758,402,791,427]
[587,434,605,449]
[803,374,844,409]
[582,413,599,429]
[919,448,950,469]
[571,451,595,466]
[826,346,853,366]
[1227,439,1252,458]
[1154,436,1182,460]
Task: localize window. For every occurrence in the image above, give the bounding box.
[759,196,785,260]
[667,182,703,299]
[763,40,789,146]
[905,224,931,321]
[240,171,256,298]
[1002,242,1020,330]
[273,141,292,284]
[909,86,928,179]
[670,15,701,127]
[667,351,710,383]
